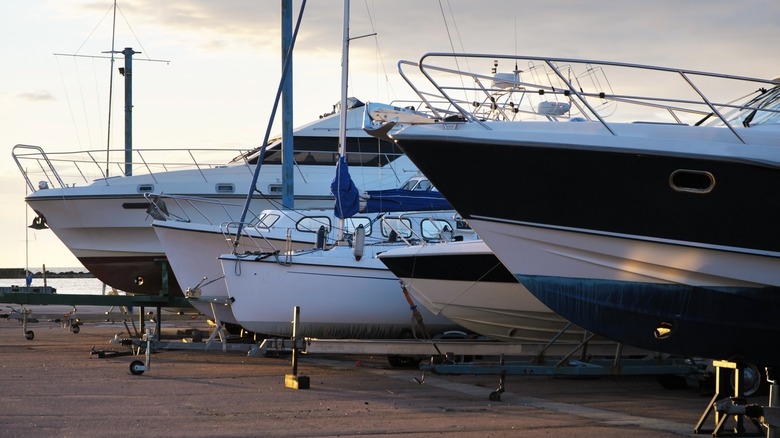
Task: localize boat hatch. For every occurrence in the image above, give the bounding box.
[137,184,154,193]
[669,169,715,194]
[215,183,235,193]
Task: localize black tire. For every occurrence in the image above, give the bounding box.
[732,362,768,397]
[129,360,146,375]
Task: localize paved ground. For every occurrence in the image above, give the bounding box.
[0,305,769,437]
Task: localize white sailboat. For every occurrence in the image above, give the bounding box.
[218,0,468,339]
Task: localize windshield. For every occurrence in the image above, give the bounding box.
[712,86,780,128]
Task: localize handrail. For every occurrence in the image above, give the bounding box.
[12,144,66,192]
[390,52,780,144]
[12,145,256,192]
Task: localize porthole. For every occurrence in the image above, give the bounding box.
[669,169,715,194]
[215,183,235,193]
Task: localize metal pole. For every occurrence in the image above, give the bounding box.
[281,0,294,208]
[291,305,299,376]
[122,47,138,176]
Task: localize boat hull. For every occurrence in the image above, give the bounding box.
[521,275,780,366]
[30,192,332,297]
[153,221,317,324]
[378,240,648,356]
[391,122,780,365]
[219,248,462,339]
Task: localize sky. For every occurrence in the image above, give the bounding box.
[1,0,779,271]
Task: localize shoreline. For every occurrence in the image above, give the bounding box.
[0,268,94,279]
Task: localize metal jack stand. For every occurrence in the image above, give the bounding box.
[284,306,309,389]
[20,305,35,340]
[129,329,153,376]
[694,360,764,436]
[767,369,779,438]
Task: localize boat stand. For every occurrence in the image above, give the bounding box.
[694,360,765,436]
[284,306,309,389]
[420,352,696,401]
[201,301,230,351]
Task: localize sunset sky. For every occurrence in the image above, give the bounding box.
[1,0,778,270]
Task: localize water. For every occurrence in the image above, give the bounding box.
[0,276,106,295]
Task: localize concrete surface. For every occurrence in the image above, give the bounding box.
[0,305,767,437]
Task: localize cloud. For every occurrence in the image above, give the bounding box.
[17,91,56,102]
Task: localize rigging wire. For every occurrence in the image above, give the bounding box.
[437,0,469,103]
[361,0,396,101]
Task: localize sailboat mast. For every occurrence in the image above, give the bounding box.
[338,0,350,157]
[105,0,117,177]
[336,0,350,241]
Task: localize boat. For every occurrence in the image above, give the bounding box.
[151,175,459,327]
[13,99,418,297]
[218,209,474,338]
[365,53,780,366]
[377,239,655,357]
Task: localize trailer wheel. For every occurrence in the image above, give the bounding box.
[25,330,34,340]
[71,324,80,334]
[732,362,768,397]
[489,390,502,401]
[129,360,146,375]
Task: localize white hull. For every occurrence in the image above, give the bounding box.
[379,240,647,356]
[153,208,349,324]
[220,245,462,339]
[153,222,292,325]
[470,219,780,288]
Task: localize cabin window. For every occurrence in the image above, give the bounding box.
[420,219,454,240]
[258,136,404,167]
[343,217,372,236]
[137,184,154,193]
[381,217,413,239]
[669,169,715,194]
[267,184,283,194]
[296,216,332,234]
[255,213,281,230]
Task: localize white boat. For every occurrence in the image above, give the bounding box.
[218,210,473,338]
[152,182,463,327]
[13,99,417,297]
[377,239,649,357]
[366,53,780,366]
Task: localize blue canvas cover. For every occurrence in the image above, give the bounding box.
[331,155,360,219]
[362,188,452,213]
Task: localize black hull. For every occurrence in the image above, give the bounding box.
[394,138,780,253]
[79,256,183,297]
[519,275,780,366]
[379,252,516,283]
